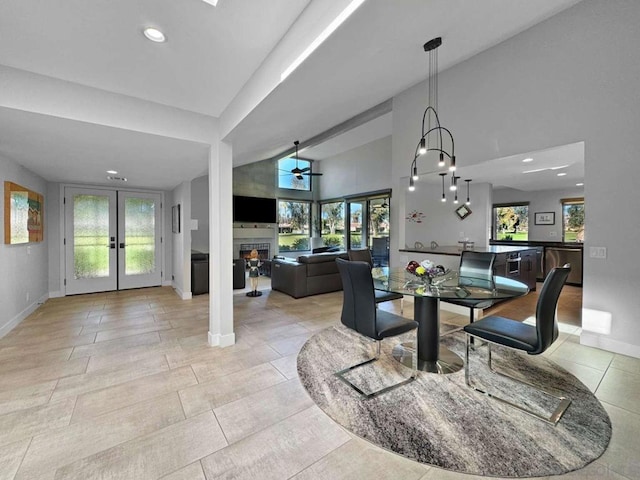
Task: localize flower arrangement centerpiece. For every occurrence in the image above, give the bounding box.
[406,259,447,284]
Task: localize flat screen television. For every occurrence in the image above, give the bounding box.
[233,195,277,224]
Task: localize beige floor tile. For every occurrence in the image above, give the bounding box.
[599,402,640,480]
[292,437,427,480]
[85,342,182,373]
[0,348,73,375]
[550,357,606,392]
[72,366,197,421]
[93,321,173,342]
[53,411,227,480]
[270,353,299,379]
[0,397,75,447]
[200,406,350,480]
[549,460,632,479]
[189,344,281,384]
[160,462,206,480]
[50,354,168,402]
[0,333,96,359]
[165,341,252,369]
[267,332,313,356]
[549,340,614,371]
[610,353,640,375]
[0,438,31,480]
[596,367,640,415]
[70,331,161,359]
[0,380,57,416]
[179,363,287,416]
[15,393,185,480]
[0,358,89,392]
[214,378,314,444]
[80,315,157,334]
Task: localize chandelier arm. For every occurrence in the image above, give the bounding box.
[421,126,455,156]
[421,106,444,151]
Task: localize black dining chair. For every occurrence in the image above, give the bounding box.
[335,258,418,399]
[442,251,497,325]
[348,249,404,314]
[463,264,572,425]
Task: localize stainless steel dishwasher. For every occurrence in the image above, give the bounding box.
[544,247,583,285]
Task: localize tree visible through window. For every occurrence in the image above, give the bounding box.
[493,204,529,241]
[278,200,310,252]
[562,198,584,243]
[320,201,345,249]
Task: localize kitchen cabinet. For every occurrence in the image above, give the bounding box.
[493,248,537,291]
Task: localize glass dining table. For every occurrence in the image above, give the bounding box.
[372,267,529,374]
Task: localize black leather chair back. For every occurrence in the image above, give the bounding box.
[336,258,377,340]
[347,249,373,267]
[533,264,571,354]
[459,251,496,282]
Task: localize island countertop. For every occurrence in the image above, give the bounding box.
[399,245,534,257]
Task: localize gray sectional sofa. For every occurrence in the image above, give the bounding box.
[271,251,349,298]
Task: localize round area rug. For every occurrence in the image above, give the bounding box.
[297,325,611,478]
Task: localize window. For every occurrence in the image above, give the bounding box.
[562,198,584,243]
[493,203,529,241]
[320,201,345,249]
[278,157,312,191]
[278,200,310,252]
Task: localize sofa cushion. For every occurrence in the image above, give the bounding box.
[297,252,348,264]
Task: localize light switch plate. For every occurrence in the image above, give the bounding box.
[589,247,607,259]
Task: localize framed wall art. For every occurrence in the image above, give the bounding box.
[4,181,44,244]
[455,204,472,220]
[172,204,181,233]
[534,212,555,225]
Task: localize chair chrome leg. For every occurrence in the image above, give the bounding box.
[464,334,571,426]
[400,297,404,315]
[334,337,417,399]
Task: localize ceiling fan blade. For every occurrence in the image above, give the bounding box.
[299,167,311,173]
[291,167,302,174]
[303,172,323,176]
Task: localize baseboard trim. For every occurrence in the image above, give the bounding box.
[162,280,172,287]
[208,331,236,347]
[581,331,640,359]
[173,284,192,300]
[0,293,49,339]
[49,290,64,298]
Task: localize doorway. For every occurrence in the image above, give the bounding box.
[345,192,391,266]
[64,187,162,295]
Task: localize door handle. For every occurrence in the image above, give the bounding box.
[120,243,125,248]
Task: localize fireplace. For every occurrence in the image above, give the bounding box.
[239,243,270,261]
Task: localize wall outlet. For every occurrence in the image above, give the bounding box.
[589,247,607,259]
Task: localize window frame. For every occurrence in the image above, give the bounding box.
[561,197,584,243]
[277,199,311,253]
[277,157,313,192]
[492,202,530,242]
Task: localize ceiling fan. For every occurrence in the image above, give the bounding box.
[287,140,323,180]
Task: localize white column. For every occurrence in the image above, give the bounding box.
[208,141,235,347]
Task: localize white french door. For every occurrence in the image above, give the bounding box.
[64,187,162,295]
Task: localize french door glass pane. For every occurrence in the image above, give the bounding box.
[349,202,363,248]
[74,194,110,279]
[124,197,156,275]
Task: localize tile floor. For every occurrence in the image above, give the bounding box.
[0,283,638,479]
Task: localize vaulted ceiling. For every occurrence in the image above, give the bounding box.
[0,0,582,189]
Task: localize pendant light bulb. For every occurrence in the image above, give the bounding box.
[412,164,419,181]
[409,176,415,192]
[439,172,447,202]
[465,179,472,205]
[449,155,456,172]
[419,138,426,155]
[441,194,446,202]
[438,152,445,168]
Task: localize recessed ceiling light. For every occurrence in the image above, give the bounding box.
[557,172,567,176]
[576,182,584,186]
[106,170,118,175]
[143,27,166,43]
[522,158,533,163]
[202,0,219,5]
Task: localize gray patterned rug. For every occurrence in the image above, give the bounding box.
[297,325,611,478]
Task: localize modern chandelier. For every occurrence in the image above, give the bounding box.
[408,37,471,204]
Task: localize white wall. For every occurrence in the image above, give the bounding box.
[190,175,209,253]
[0,155,49,337]
[319,136,392,199]
[391,0,640,357]
[171,182,192,299]
[493,186,585,242]
[405,182,492,248]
